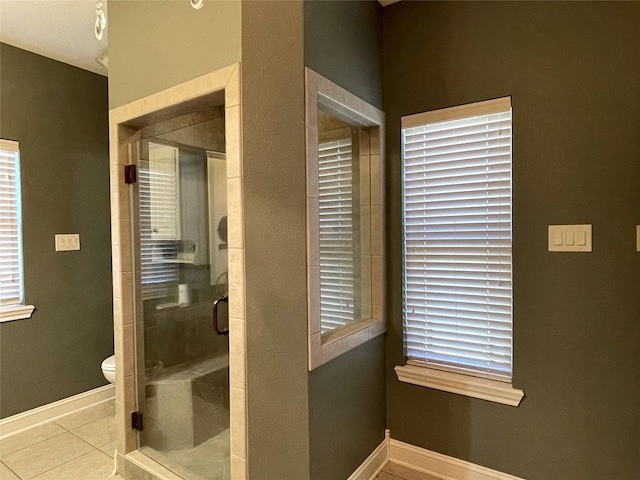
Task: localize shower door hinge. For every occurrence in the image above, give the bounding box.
[131,411,144,431]
[124,164,137,184]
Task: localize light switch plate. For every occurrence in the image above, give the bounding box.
[55,234,80,251]
[548,225,592,252]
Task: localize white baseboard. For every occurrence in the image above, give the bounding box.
[0,384,115,439]
[347,430,390,480]
[389,438,525,480]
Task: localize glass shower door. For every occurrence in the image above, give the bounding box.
[133,138,230,480]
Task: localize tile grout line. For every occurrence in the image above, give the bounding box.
[15,428,106,479]
[53,407,115,432]
[67,427,116,454]
[54,413,116,439]
[1,460,22,480]
[53,409,118,453]
[1,404,117,480]
[0,431,68,461]
[28,436,94,480]
[60,418,118,455]
[22,436,114,480]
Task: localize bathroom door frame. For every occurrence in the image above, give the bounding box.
[108,63,247,478]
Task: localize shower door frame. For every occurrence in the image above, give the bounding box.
[108,63,247,479]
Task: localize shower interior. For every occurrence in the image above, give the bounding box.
[126,95,231,480]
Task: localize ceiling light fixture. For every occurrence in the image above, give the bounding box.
[190,0,204,10]
[95,0,106,40]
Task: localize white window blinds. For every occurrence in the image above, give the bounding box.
[139,143,180,299]
[401,97,513,382]
[318,138,354,334]
[0,140,24,307]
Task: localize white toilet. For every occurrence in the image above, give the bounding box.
[101,355,116,384]
[101,354,118,475]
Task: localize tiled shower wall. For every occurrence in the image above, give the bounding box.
[145,302,228,369]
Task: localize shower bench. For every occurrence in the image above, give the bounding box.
[143,353,229,450]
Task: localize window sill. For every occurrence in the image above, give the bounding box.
[394,364,524,407]
[309,316,386,370]
[0,305,36,323]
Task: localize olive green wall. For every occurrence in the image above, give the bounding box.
[304,2,386,479]
[241,2,310,477]
[384,2,640,479]
[308,336,386,480]
[304,0,383,110]
[107,0,241,109]
[0,44,112,418]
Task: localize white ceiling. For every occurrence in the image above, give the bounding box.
[0,0,108,76]
[0,0,397,78]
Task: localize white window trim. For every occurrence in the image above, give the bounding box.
[395,363,523,406]
[397,98,523,405]
[0,139,35,323]
[0,305,35,323]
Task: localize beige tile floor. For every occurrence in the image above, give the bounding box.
[376,461,441,480]
[0,401,435,480]
[0,401,122,480]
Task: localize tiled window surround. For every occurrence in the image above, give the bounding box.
[109,64,246,479]
[305,68,386,370]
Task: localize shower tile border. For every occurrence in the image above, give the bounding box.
[109,63,246,479]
